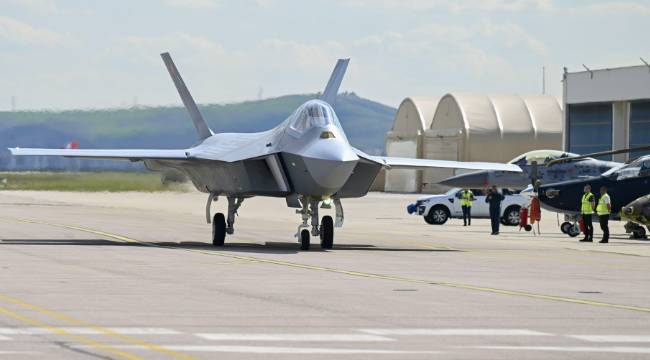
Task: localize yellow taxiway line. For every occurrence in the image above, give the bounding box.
[4,219,197,360]
[15,218,650,314]
[0,304,142,360]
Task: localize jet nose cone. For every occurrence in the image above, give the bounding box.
[302,138,359,162]
[304,156,357,190]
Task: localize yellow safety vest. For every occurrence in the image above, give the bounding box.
[581,192,595,215]
[460,190,473,207]
[596,193,611,215]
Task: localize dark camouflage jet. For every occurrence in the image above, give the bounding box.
[440,150,621,189]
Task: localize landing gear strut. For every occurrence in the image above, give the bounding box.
[295,196,342,251]
[207,194,244,247]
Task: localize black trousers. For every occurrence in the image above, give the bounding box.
[583,214,593,240]
[490,208,500,234]
[599,214,609,242]
[462,205,471,225]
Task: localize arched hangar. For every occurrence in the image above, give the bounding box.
[385,93,562,193]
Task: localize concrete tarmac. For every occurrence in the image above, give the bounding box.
[0,190,649,359]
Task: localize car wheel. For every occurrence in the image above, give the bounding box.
[425,206,449,225]
[503,206,521,226]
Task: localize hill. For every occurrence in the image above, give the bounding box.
[0,93,395,171]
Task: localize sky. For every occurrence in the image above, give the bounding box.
[1,0,649,110]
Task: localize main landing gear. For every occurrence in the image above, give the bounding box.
[207,194,244,247]
[295,197,342,251]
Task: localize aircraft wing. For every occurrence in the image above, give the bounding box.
[9,148,190,161]
[354,149,522,172]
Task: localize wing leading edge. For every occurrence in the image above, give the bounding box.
[8,148,189,161]
[355,150,522,173]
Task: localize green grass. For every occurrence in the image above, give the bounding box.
[0,172,189,192]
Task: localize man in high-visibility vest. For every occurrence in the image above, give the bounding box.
[460,188,475,226]
[597,185,612,243]
[580,184,596,242]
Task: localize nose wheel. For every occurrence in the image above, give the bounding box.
[300,229,310,250]
[320,215,334,249]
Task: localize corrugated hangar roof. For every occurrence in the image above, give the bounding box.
[430,93,562,161]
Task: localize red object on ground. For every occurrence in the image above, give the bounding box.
[579,217,585,233]
[519,207,529,230]
[529,197,541,224]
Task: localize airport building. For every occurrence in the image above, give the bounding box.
[563,64,650,162]
[385,93,562,193]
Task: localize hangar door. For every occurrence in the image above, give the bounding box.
[421,131,460,193]
[384,138,420,192]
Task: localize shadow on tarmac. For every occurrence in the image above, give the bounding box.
[0,239,461,254]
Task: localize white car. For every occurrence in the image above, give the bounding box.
[410,188,530,226]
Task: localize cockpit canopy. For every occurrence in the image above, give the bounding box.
[288,100,342,136]
[509,150,579,165]
[603,155,650,180]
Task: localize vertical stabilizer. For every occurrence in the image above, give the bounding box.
[320,58,350,105]
[161,52,213,140]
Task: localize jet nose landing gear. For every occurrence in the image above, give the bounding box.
[295,197,341,251]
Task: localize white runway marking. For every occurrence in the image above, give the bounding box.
[471,346,650,354]
[0,335,11,341]
[75,344,440,354]
[196,333,393,342]
[360,328,551,336]
[0,327,179,335]
[570,335,650,342]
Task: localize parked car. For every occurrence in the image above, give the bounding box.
[408,188,530,225]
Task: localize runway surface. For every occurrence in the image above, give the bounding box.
[0,190,649,359]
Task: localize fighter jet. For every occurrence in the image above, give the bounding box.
[537,147,650,238]
[439,149,621,189]
[9,53,520,250]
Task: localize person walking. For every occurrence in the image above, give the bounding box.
[460,188,474,226]
[485,185,504,235]
[580,184,596,242]
[597,186,612,243]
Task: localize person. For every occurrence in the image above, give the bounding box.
[580,184,596,242]
[485,185,504,235]
[460,188,474,226]
[596,186,612,243]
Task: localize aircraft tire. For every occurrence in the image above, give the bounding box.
[320,216,334,249]
[560,222,572,234]
[300,229,310,250]
[632,227,646,239]
[212,213,226,246]
[567,224,580,237]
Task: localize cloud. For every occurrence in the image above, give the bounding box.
[0,15,69,46]
[4,0,59,13]
[355,21,548,57]
[339,0,553,12]
[260,39,345,70]
[162,0,219,9]
[586,1,650,14]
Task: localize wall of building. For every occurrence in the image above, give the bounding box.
[563,65,650,162]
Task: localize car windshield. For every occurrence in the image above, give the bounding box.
[289,100,338,134]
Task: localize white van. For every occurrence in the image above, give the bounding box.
[410,188,530,225]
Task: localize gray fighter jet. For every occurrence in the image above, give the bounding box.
[10,53,520,250]
[439,149,622,189]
